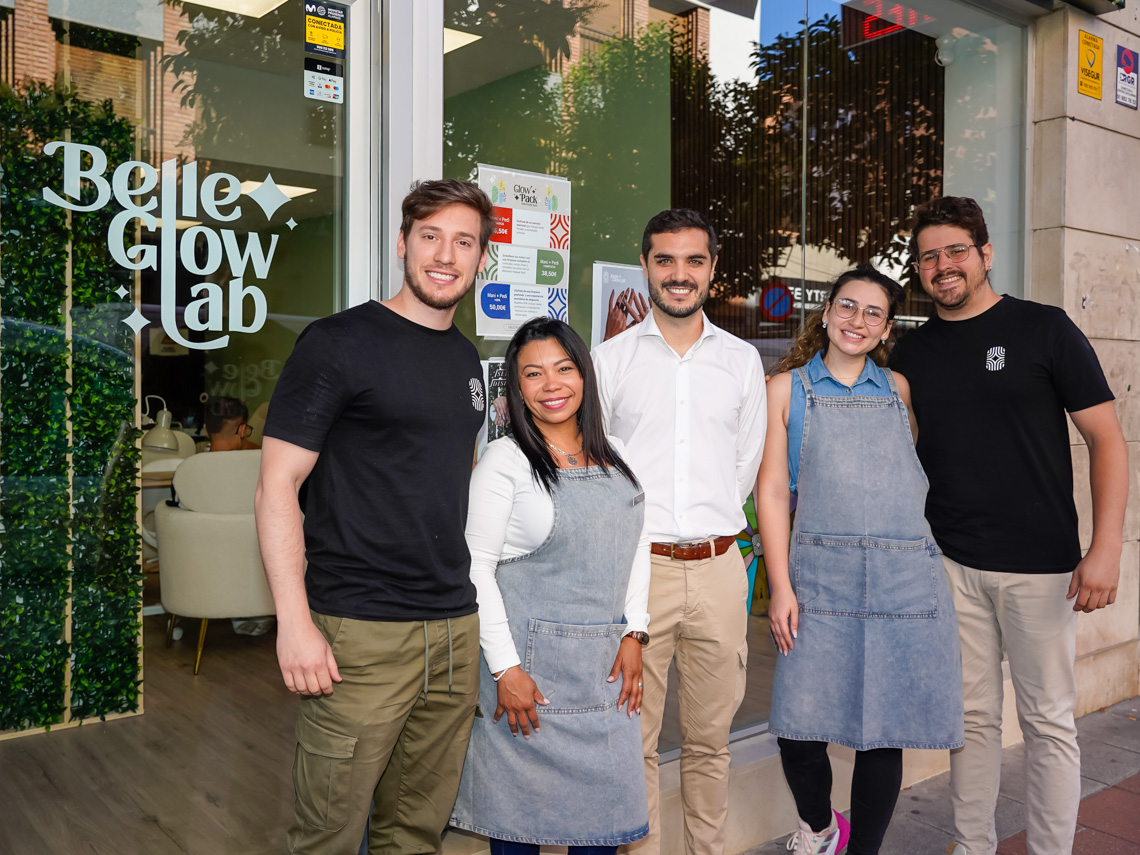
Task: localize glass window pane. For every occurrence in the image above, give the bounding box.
[0,0,350,730]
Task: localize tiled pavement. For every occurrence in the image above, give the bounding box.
[744,697,1140,855]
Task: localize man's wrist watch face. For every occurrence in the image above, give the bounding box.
[626,631,650,645]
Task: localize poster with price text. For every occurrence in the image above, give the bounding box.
[475,164,571,339]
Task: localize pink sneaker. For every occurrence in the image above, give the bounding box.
[787,810,851,854]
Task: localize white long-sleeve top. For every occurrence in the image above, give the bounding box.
[465,435,652,674]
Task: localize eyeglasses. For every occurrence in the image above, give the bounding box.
[915,244,978,269]
[832,297,887,327]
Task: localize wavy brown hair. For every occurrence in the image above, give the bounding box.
[771,264,906,375]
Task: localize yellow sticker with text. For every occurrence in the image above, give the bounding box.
[1078,30,1103,100]
[306,15,344,51]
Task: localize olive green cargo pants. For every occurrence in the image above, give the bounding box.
[287,611,479,855]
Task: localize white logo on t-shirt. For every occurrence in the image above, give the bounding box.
[469,378,485,411]
[985,346,1006,371]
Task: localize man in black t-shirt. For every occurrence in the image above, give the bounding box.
[255,179,492,855]
[890,196,1128,855]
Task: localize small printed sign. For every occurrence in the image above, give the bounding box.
[1078,30,1104,100]
[304,57,343,103]
[305,2,347,60]
[1117,46,1138,109]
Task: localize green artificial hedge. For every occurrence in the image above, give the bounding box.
[0,82,141,732]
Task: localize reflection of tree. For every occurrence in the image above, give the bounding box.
[445,7,943,343]
[162,1,339,157]
[447,0,600,66]
[674,14,944,313]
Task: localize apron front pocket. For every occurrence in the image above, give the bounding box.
[793,532,938,618]
[523,618,624,713]
[293,715,358,831]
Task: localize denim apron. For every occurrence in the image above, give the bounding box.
[768,366,964,751]
[450,465,650,846]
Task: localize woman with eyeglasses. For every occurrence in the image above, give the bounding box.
[755,264,963,855]
[450,317,650,855]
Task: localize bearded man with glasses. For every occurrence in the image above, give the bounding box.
[890,196,1128,855]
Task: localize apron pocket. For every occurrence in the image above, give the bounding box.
[523,618,624,713]
[793,533,938,618]
[293,715,358,831]
[864,536,939,617]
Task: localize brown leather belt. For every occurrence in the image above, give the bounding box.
[650,535,737,561]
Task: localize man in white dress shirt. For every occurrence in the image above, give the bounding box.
[593,209,767,855]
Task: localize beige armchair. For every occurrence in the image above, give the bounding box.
[155,449,275,674]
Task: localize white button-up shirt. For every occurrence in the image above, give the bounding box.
[592,311,767,543]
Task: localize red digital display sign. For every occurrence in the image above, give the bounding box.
[841,1,935,49]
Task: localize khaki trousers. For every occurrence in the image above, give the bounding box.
[942,557,1080,855]
[633,547,749,855]
[287,611,479,855]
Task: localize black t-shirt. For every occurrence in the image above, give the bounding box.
[890,296,1113,574]
[263,301,485,620]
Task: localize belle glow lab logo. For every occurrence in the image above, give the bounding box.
[41,141,295,351]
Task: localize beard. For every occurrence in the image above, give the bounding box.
[648,278,709,319]
[926,268,987,311]
[403,266,475,310]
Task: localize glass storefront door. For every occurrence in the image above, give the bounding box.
[1,0,359,733]
[441,0,1027,752]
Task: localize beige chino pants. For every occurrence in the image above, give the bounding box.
[632,547,749,855]
[287,611,479,855]
[942,557,1080,855]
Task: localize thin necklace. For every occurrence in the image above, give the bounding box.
[824,358,865,385]
[545,438,583,466]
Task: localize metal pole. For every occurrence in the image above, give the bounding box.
[799,0,808,329]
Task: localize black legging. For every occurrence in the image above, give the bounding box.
[777,737,903,855]
[489,840,615,855]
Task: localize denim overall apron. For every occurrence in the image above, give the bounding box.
[450,465,650,846]
[768,366,964,751]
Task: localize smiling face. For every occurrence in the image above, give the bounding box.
[641,228,717,319]
[516,337,584,435]
[396,202,487,310]
[915,223,994,317]
[824,278,895,358]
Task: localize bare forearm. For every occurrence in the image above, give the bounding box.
[1088,433,1129,556]
[756,488,792,593]
[255,480,311,625]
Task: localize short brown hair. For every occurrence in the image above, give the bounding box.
[910,196,990,257]
[400,179,495,251]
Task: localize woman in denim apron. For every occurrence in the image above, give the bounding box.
[757,265,964,855]
[451,318,650,854]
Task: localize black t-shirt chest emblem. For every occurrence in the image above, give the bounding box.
[469,377,485,412]
[985,345,1006,371]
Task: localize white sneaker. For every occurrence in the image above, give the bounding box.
[786,810,850,854]
[946,846,966,855]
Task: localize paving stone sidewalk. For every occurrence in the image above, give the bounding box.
[744,697,1140,855]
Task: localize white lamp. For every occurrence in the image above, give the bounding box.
[142,396,179,451]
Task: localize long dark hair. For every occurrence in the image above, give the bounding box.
[772,263,906,374]
[504,318,639,493]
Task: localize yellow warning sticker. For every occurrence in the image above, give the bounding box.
[1078,30,1103,100]
[306,16,344,52]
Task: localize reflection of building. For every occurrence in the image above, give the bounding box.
[1,2,1138,855]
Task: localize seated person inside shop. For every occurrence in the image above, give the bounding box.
[205,396,271,635]
[205,396,261,451]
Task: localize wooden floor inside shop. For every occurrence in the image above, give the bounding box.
[0,580,777,855]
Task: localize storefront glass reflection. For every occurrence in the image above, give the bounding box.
[0,0,348,732]
[442,0,1025,752]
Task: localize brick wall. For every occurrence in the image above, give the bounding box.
[13,0,54,84]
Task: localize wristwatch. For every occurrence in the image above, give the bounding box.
[625,631,650,645]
